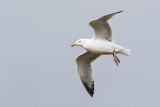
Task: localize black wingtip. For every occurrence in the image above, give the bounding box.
[112,10,123,15]
[117,10,123,13]
[81,80,94,97]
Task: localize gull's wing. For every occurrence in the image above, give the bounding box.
[76,51,100,97]
[89,11,123,42]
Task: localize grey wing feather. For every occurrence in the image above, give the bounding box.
[89,11,123,42]
[76,51,100,97]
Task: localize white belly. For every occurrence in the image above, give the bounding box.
[85,40,124,55]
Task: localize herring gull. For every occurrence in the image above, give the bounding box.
[71,11,130,97]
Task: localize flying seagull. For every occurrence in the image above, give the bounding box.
[71,11,130,97]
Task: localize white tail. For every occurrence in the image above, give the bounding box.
[121,49,131,56]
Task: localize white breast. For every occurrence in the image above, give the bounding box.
[84,40,124,55]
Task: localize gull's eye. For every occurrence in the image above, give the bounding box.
[79,41,81,42]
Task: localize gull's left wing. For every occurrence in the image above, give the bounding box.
[76,51,100,97]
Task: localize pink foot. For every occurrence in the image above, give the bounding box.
[114,58,118,66]
[115,56,120,63]
[113,50,120,66]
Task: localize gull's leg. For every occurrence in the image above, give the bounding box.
[113,50,120,66]
[114,58,118,66]
[115,56,120,63]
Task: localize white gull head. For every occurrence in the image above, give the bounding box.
[71,38,89,48]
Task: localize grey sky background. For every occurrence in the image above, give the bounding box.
[0,0,160,107]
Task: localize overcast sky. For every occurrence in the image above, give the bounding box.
[0,0,160,107]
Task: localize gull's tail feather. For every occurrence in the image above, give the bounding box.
[121,48,131,56]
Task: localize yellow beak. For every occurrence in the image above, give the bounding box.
[71,43,77,47]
